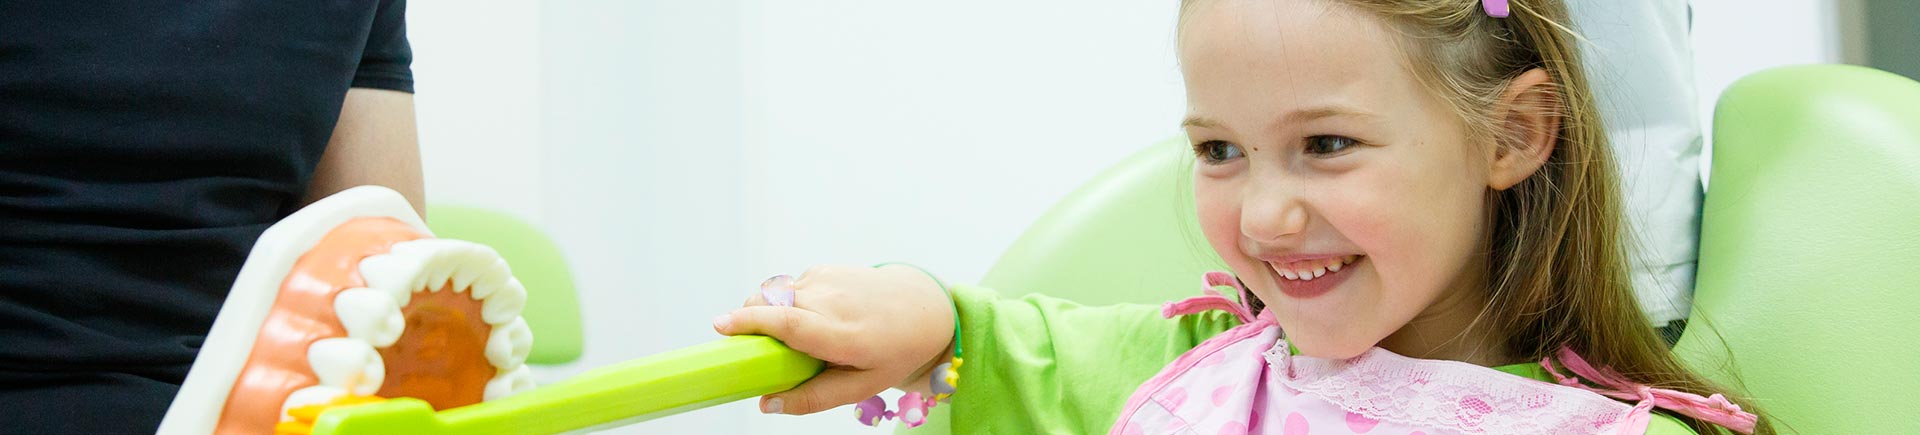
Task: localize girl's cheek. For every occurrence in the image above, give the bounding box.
[1319,187,1393,256]
[1195,175,1280,306]
[1332,168,1472,308]
[1193,177,1245,266]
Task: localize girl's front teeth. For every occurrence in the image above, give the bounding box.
[1281,255,1360,281]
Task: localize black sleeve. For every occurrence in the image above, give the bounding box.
[353,0,414,93]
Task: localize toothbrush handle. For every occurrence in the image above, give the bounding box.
[315,335,824,435]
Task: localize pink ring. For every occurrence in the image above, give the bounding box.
[760,274,796,307]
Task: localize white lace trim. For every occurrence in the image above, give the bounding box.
[1266,342,1633,434]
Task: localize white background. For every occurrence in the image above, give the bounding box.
[405,1,1843,433]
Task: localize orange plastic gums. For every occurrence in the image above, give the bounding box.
[377,282,493,406]
[215,217,495,434]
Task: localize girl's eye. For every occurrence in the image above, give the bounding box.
[1305,135,1359,155]
[1193,140,1244,164]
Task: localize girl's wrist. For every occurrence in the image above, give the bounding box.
[873,263,962,398]
[854,263,962,428]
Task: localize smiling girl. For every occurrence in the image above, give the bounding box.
[713,0,1769,433]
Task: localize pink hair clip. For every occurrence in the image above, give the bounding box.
[1481,0,1509,18]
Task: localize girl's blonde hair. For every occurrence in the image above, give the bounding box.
[1179,0,1771,433]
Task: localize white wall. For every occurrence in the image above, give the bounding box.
[411,1,1185,433]
[740,0,1189,284]
[539,2,767,433]
[407,1,1842,433]
[409,0,545,222]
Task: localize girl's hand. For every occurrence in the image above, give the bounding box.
[712,264,955,415]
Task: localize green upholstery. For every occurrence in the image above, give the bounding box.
[1673,65,1920,433]
[979,137,1230,303]
[426,205,584,365]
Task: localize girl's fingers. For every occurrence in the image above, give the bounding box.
[795,264,859,287]
[742,290,769,307]
[741,280,799,309]
[759,367,893,416]
[713,305,852,363]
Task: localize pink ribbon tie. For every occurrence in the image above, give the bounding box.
[1541,347,1758,434]
[1161,271,1258,323]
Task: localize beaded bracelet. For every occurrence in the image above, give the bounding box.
[860,263,962,427]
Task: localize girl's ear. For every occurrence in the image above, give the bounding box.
[1487,68,1560,191]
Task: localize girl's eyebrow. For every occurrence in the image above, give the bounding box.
[1284,105,1380,123]
[1181,105,1381,130]
[1181,116,1227,129]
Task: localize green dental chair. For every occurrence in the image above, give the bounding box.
[1671,65,1920,433]
[910,64,1920,434]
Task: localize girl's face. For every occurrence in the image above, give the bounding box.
[1181,0,1498,359]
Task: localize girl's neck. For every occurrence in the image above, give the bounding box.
[1377,266,1517,367]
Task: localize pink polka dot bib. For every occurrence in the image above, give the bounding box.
[1111,273,1646,435]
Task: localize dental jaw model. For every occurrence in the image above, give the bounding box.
[157,186,535,435]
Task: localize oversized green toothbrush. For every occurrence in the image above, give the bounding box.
[308,335,822,435]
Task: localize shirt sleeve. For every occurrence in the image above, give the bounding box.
[946,284,1242,434]
[1643,413,1701,435]
[352,0,414,93]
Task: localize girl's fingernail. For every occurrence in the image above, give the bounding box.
[763,397,784,414]
[712,314,731,331]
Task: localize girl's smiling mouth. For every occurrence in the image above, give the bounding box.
[1265,254,1365,299]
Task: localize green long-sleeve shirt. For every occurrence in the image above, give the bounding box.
[941,284,1695,434]
[946,284,1241,433]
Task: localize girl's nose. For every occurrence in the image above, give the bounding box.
[1239,182,1307,243]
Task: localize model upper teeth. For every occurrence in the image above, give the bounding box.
[291,239,535,416]
[481,278,528,325]
[1278,255,1360,281]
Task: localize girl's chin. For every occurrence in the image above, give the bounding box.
[1278,326,1381,359]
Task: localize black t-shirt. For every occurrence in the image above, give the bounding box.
[0,0,412,432]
